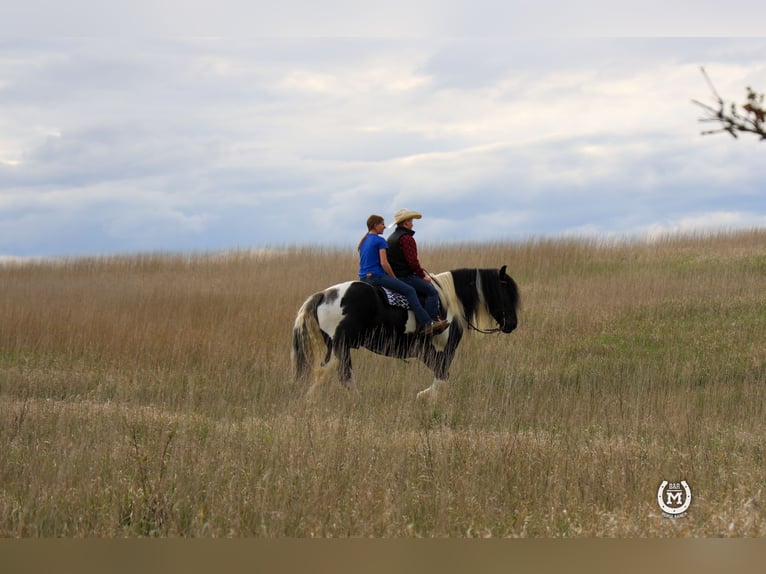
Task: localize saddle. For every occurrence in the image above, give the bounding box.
[378,287,410,309]
[374,286,442,317]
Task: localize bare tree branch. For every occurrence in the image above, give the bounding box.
[692,67,766,141]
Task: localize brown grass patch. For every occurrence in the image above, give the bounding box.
[1,230,766,536]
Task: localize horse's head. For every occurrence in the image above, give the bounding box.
[494,265,519,333]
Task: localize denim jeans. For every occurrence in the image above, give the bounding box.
[361,274,432,326]
[398,275,440,321]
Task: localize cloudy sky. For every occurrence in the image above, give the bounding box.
[1,3,765,257]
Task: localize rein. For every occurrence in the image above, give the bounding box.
[466,320,502,335]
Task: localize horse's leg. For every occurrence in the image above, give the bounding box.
[416,349,453,402]
[334,338,359,394]
[337,343,352,385]
[320,332,333,366]
[307,334,335,399]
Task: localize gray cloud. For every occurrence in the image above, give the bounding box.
[1,36,765,257]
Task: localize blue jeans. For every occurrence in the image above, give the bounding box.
[361,274,432,326]
[399,275,440,321]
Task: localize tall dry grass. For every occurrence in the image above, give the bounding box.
[1,231,765,537]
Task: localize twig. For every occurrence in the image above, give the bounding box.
[693,67,766,141]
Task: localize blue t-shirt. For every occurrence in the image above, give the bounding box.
[358,233,388,278]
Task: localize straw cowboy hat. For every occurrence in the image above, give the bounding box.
[389,208,422,228]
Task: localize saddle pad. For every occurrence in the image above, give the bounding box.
[382,287,410,309]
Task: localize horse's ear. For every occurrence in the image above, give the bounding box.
[499,265,507,279]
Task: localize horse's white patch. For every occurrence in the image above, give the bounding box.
[403,311,417,334]
[430,326,449,351]
[316,281,353,338]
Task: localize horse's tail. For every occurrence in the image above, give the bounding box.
[292,291,326,382]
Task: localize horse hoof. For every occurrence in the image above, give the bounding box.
[417,388,435,402]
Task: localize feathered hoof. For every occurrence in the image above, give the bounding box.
[416,388,434,402]
[416,379,445,402]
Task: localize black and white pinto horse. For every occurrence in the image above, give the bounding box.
[292,266,520,400]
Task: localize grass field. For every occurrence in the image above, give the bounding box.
[1,230,765,537]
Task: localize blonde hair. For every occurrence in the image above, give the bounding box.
[357,214,385,252]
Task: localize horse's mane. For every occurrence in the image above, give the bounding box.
[432,268,500,333]
[431,271,466,330]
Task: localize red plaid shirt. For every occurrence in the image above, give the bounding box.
[399,233,426,278]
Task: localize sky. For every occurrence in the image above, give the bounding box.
[1,2,766,257]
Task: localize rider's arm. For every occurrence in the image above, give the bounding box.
[400,235,426,278]
[379,249,397,278]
